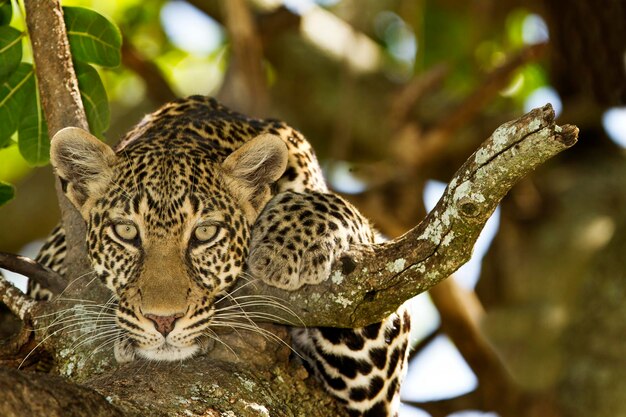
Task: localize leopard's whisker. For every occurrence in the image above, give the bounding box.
[19,320,114,369]
[215,296,304,327]
[71,328,121,351]
[91,332,123,356]
[209,319,301,358]
[203,328,238,359]
[53,270,98,300]
[35,312,117,332]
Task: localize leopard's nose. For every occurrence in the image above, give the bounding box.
[145,313,181,337]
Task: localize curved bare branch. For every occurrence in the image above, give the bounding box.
[240,104,578,327]
[0,275,39,321]
[0,252,66,295]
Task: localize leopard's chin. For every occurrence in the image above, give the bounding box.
[135,343,199,362]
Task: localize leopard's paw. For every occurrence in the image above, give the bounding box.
[247,191,374,290]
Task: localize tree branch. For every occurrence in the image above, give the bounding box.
[394,43,547,170]
[0,275,39,321]
[218,0,269,116]
[24,0,95,298]
[239,104,578,327]
[403,390,485,417]
[429,279,519,413]
[0,367,124,417]
[0,252,66,295]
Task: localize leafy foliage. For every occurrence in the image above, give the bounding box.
[0,63,34,147]
[0,26,21,79]
[0,180,14,207]
[18,80,49,166]
[0,0,11,26]
[75,62,110,138]
[0,2,119,189]
[63,6,122,67]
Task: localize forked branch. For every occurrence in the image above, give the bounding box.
[240,104,578,327]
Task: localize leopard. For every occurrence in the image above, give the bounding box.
[32,96,411,417]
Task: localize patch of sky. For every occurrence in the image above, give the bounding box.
[602,107,626,148]
[524,86,562,118]
[282,0,317,14]
[398,404,431,417]
[522,13,549,45]
[401,335,478,401]
[160,1,224,56]
[374,11,417,64]
[2,240,45,293]
[282,0,340,14]
[325,161,367,194]
[449,412,500,417]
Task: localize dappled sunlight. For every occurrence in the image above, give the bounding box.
[160,1,224,56]
[603,107,626,147]
[402,335,478,401]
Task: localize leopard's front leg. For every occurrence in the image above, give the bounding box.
[247,191,411,417]
[247,191,375,290]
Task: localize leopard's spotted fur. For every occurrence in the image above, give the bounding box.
[34,96,411,416]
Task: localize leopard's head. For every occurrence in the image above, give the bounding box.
[50,127,287,362]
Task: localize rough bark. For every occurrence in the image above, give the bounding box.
[23,0,92,293]
[0,367,124,417]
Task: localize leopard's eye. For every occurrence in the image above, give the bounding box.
[194,224,219,243]
[114,223,139,242]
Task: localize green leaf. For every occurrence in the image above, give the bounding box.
[0,0,12,26]
[0,63,34,146]
[75,62,109,138]
[63,6,122,67]
[0,180,14,206]
[18,81,49,166]
[0,26,22,80]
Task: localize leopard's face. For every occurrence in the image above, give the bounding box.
[88,148,250,360]
[51,127,287,361]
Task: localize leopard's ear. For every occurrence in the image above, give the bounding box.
[222,134,288,223]
[51,127,117,216]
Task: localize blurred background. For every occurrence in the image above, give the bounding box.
[1,0,626,416]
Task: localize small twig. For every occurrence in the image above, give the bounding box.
[239,105,578,327]
[430,43,546,140]
[403,390,484,417]
[389,63,449,129]
[0,252,66,295]
[0,274,39,321]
